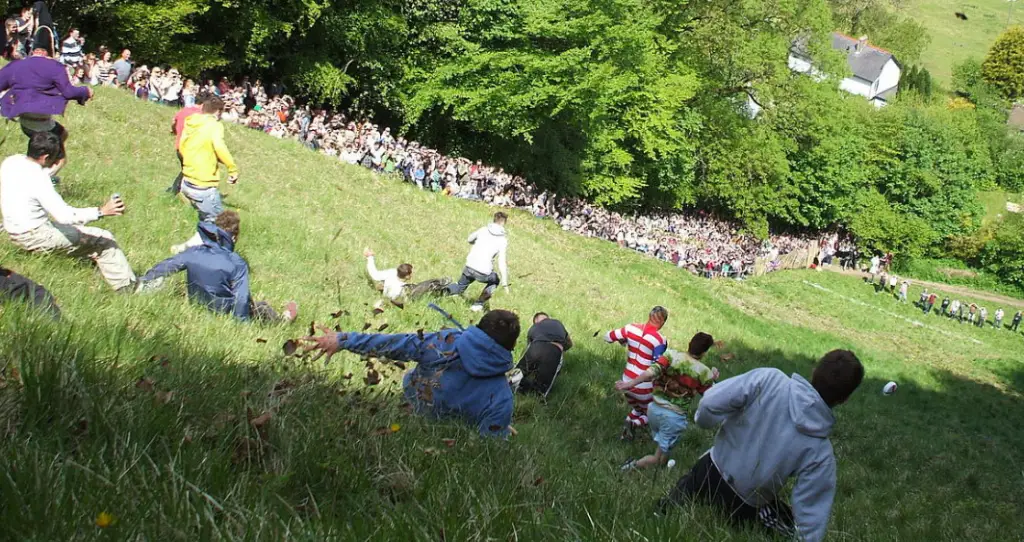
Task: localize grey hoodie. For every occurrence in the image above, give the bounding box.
[695,368,837,542]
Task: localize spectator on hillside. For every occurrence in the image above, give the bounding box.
[58,28,83,66]
[617,333,720,471]
[939,297,950,316]
[658,350,863,542]
[0,266,60,320]
[949,299,961,321]
[136,210,298,323]
[994,308,1004,330]
[15,6,33,44]
[95,49,115,86]
[173,96,238,253]
[167,90,208,194]
[978,307,988,328]
[1011,310,1022,332]
[3,18,26,59]
[182,78,196,107]
[446,212,509,312]
[112,48,132,85]
[0,33,93,182]
[0,132,136,292]
[300,309,521,438]
[363,247,412,301]
[898,280,909,303]
[513,312,573,397]
[967,303,978,325]
[924,292,937,315]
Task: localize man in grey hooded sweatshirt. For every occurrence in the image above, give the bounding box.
[446,211,509,312]
[658,350,863,542]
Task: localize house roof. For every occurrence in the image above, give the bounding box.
[831,33,896,83]
[791,32,898,83]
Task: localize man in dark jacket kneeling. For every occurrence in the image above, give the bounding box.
[301,309,520,437]
[136,210,297,323]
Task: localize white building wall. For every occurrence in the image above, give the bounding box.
[838,77,872,98]
[874,59,901,96]
[788,54,814,73]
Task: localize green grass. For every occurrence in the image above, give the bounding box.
[1,88,1023,541]
[979,190,1022,226]
[901,0,1023,83]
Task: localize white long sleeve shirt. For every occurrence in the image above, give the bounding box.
[0,155,100,235]
[465,223,508,283]
[366,256,406,300]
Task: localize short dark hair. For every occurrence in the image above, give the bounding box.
[214,210,241,239]
[533,312,549,324]
[493,212,508,224]
[195,91,211,106]
[688,332,714,358]
[203,96,225,114]
[397,263,413,280]
[477,309,520,351]
[27,132,60,161]
[811,350,864,407]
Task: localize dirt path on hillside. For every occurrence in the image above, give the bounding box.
[825,267,1024,309]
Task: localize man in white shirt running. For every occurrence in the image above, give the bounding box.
[364,247,412,301]
[447,212,509,312]
[0,132,135,291]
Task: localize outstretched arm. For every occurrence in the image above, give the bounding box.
[140,254,188,283]
[497,243,508,286]
[791,456,837,542]
[693,368,768,429]
[605,325,629,344]
[365,255,388,281]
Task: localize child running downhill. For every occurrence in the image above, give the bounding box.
[605,306,669,440]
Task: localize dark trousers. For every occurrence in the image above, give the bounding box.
[251,301,284,323]
[446,266,499,303]
[660,453,795,538]
[515,342,563,397]
[168,150,184,194]
[1011,320,1021,332]
[0,268,60,320]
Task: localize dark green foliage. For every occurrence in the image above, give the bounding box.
[977,213,1024,289]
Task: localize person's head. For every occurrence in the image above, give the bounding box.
[397,263,413,280]
[810,350,864,408]
[20,6,31,18]
[120,49,131,61]
[215,210,241,241]
[203,96,225,116]
[194,90,210,105]
[493,211,508,225]
[26,131,60,168]
[647,306,669,329]
[532,312,549,325]
[101,50,111,62]
[687,332,714,359]
[168,68,179,79]
[477,309,521,352]
[5,19,17,35]
[67,28,79,39]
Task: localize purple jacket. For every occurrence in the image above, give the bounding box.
[0,56,90,119]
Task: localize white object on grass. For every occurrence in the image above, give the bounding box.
[666,459,676,469]
[883,381,898,395]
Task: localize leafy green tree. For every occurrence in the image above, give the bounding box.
[982,26,1024,100]
[977,213,1024,288]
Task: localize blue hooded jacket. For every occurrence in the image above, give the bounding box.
[335,326,514,437]
[140,222,252,319]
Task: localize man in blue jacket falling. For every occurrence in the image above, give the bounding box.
[301,309,520,437]
[136,210,297,323]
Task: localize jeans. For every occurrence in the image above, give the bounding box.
[9,222,136,290]
[647,401,688,454]
[446,266,500,303]
[167,151,184,194]
[180,181,224,223]
[0,267,60,319]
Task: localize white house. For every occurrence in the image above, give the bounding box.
[789,33,902,107]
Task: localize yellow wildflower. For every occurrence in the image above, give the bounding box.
[95,511,116,528]
[390,423,401,433]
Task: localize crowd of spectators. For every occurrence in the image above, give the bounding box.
[45,36,827,278]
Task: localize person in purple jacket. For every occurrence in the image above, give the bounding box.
[0,29,92,182]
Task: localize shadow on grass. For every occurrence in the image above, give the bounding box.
[0,308,1022,541]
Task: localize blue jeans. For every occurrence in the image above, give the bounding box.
[181,182,223,223]
[648,401,688,454]
[446,266,499,304]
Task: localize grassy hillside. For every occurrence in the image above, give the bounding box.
[1,88,1022,541]
[902,0,1023,83]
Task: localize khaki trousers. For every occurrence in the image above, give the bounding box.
[9,222,136,290]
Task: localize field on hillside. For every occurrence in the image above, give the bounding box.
[1,89,1023,541]
[902,0,1022,83]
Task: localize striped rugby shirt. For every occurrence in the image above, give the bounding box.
[606,323,668,391]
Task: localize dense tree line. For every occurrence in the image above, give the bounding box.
[14,0,1024,274]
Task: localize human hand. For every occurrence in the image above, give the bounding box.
[614,380,634,392]
[227,174,239,184]
[711,368,720,381]
[99,196,124,217]
[300,325,342,364]
[86,86,94,99]
[508,425,518,437]
[363,247,374,258]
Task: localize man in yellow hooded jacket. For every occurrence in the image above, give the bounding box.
[172,96,239,253]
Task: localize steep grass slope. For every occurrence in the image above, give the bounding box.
[0,88,1021,541]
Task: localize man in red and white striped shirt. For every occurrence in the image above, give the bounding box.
[605,306,669,440]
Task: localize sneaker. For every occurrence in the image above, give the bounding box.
[116,280,137,295]
[620,421,636,442]
[282,301,298,323]
[470,303,484,312]
[135,277,165,294]
[170,243,187,255]
[620,458,638,472]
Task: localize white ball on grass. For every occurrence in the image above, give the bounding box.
[883,381,898,395]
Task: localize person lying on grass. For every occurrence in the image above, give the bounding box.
[657,349,864,542]
[135,210,297,324]
[301,309,520,437]
[616,332,720,471]
[363,247,412,301]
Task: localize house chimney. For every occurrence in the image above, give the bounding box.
[855,35,868,53]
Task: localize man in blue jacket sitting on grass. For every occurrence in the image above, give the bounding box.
[135,210,297,323]
[301,309,520,437]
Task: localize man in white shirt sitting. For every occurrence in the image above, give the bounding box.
[363,247,412,301]
[0,132,136,292]
[446,212,509,312]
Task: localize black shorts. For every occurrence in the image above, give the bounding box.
[515,342,563,397]
[20,121,67,161]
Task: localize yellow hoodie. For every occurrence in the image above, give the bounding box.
[180,114,238,188]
